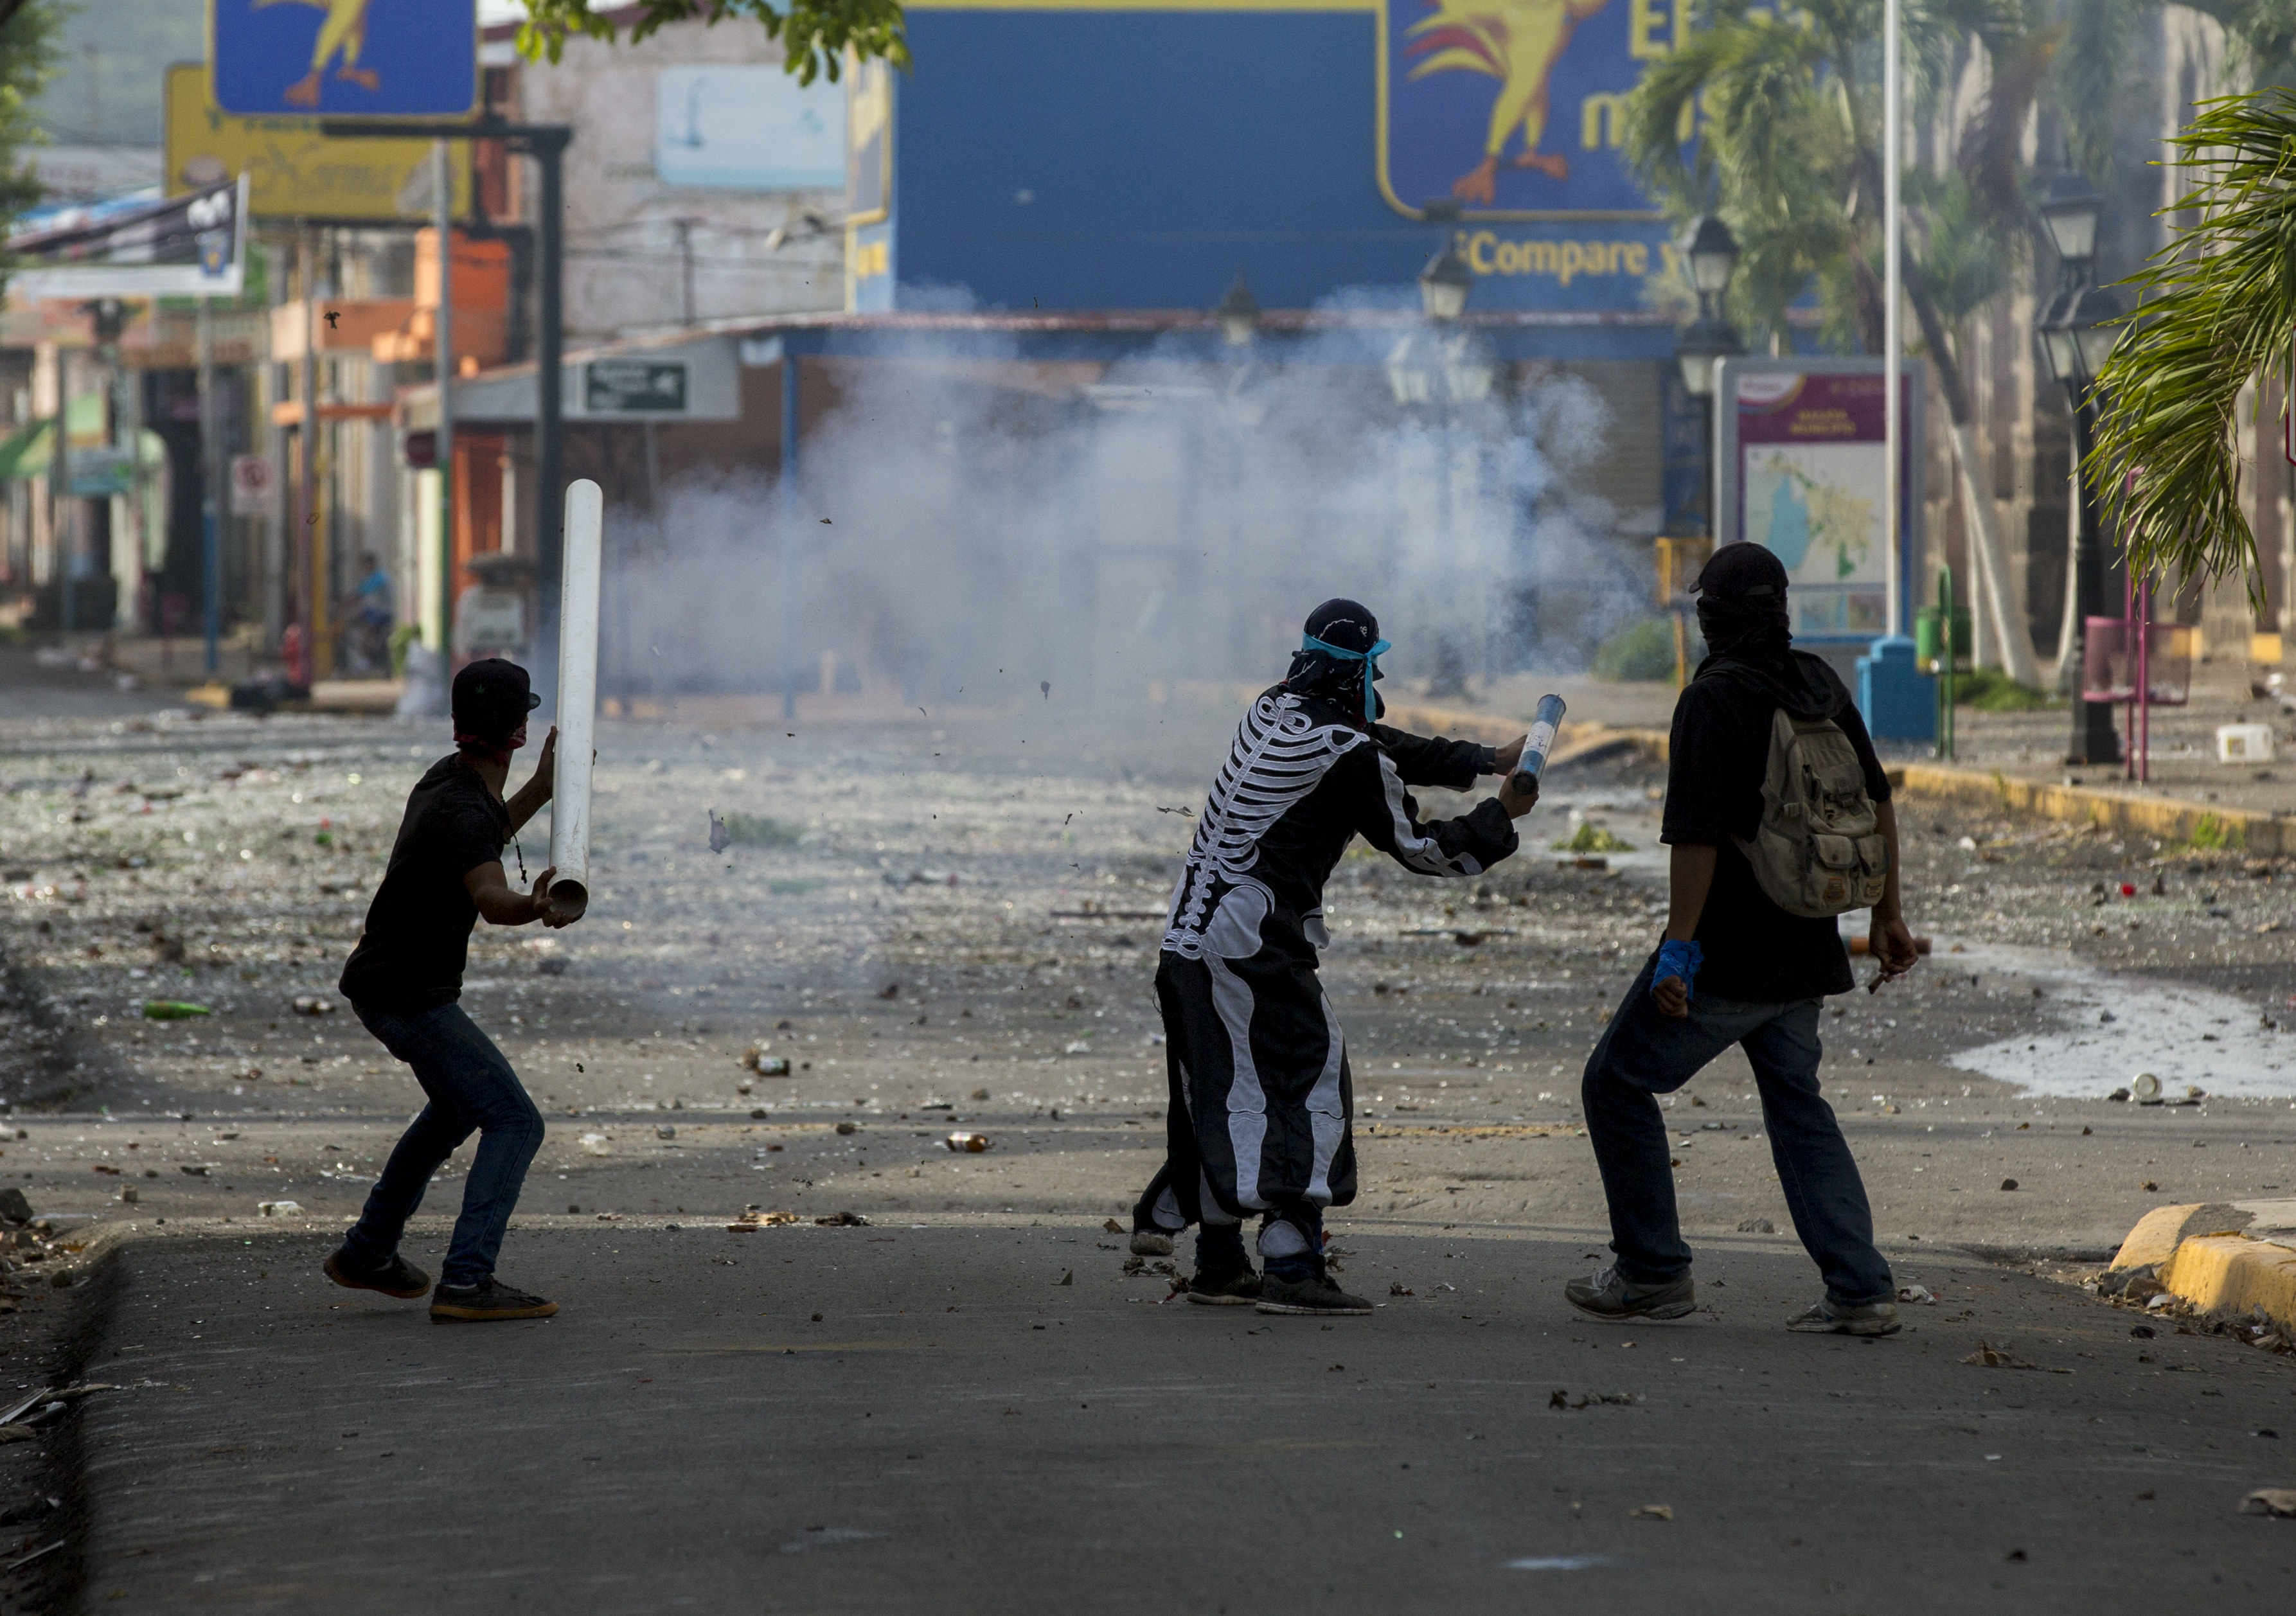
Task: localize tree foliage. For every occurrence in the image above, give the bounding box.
[2088,91,2296,596]
[512,0,907,84]
[0,0,58,247]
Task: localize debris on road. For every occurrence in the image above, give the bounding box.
[1629,1504,1673,1522]
[1961,1342,2066,1372]
[141,1000,211,1020]
[292,995,336,1017]
[579,1133,611,1156]
[258,1200,301,1216]
[814,1211,869,1227]
[1737,1218,1776,1234]
[2242,1489,2296,1517]
[946,1132,990,1153]
[1896,1285,1936,1305]
[743,1042,792,1076]
[1549,1390,1639,1409]
[727,1209,799,1231]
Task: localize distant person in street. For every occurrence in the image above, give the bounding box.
[1135,598,1538,1316]
[341,551,393,672]
[1567,542,1919,1336]
[326,658,573,1322]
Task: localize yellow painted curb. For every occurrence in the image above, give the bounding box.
[1892,763,2292,856]
[2110,1203,2254,1272]
[2158,1234,2296,1332]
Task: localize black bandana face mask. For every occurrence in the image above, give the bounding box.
[1696,587,1791,661]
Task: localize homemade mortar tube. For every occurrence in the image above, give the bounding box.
[548,479,603,921]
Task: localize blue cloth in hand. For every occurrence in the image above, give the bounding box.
[1653,939,1704,1002]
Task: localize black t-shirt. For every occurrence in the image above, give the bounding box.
[1660,652,1892,1003]
[339,756,512,1011]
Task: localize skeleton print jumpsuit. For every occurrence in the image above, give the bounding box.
[1143,686,1520,1234]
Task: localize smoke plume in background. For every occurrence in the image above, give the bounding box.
[597,314,1647,714]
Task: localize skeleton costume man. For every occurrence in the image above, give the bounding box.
[1134,600,1535,1315]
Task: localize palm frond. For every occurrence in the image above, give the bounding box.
[2089,90,2296,598]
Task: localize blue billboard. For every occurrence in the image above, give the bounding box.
[884,1,1690,333]
[210,0,479,118]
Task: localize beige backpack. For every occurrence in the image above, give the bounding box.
[1733,708,1889,917]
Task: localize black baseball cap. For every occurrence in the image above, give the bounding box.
[451,657,539,743]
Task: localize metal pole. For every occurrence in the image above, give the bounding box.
[1883,0,1902,639]
[780,351,800,722]
[55,350,72,637]
[298,226,317,667]
[2066,386,2122,765]
[199,295,220,673]
[433,138,456,659]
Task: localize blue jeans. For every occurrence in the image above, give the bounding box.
[343,1001,544,1288]
[1581,954,1893,1305]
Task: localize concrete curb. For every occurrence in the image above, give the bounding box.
[1892,763,2294,855]
[2106,1199,2296,1331]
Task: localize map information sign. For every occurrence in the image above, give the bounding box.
[1714,360,1921,643]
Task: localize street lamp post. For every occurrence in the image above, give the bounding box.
[1671,215,1742,538]
[1214,269,1260,351]
[2038,279,2128,767]
[1387,217,1497,687]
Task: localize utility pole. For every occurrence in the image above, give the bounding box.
[298,225,318,677]
[1883,0,1902,642]
[199,293,220,673]
[674,217,697,326]
[323,116,572,677]
[432,138,456,661]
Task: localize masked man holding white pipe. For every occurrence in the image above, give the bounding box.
[328,659,574,1322]
[1139,599,1538,1315]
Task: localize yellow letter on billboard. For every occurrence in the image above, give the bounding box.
[1630,0,1675,59]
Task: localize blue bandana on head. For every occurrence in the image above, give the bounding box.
[1301,632,1392,722]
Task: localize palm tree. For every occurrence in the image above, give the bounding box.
[1624,1,2053,684]
[2087,89,2296,596]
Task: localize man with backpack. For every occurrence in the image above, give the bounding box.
[1567,542,1919,1335]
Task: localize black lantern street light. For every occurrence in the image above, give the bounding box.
[1673,215,1743,536]
[2038,280,2128,766]
[2037,171,2105,287]
[1215,269,1261,350]
[1387,203,1497,687]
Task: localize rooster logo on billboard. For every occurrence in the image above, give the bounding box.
[1405,0,1611,204]
[254,0,382,107]
[1381,0,1661,220]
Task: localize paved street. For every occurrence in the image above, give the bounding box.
[1,682,2292,1608]
[64,1226,2296,1614]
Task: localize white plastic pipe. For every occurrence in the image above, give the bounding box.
[549,478,603,920]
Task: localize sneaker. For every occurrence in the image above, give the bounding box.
[1564,1265,1696,1322]
[1184,1266,1262,1306]
[1130,1228,1176,1257]
[1786,1297,1900,1336]
[429,1279,559,1322]
[1255,1260,1372,1317]
[323,1246,430,1300]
